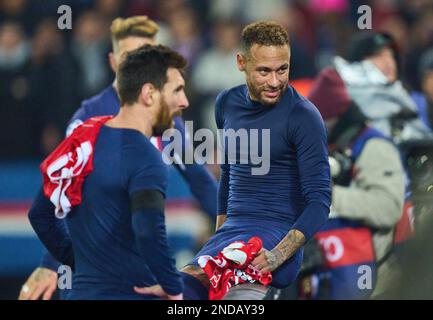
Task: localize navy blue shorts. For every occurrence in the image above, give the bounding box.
[190,220,303,288]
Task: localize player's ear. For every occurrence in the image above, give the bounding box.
[140,83,155,106]
[237,53,246,72]
[108,52,117,73]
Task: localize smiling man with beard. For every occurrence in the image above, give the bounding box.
[28,45,189,299]
[172,21,331,300]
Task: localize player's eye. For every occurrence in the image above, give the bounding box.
[174,86,184,93]
[277,67,288,75]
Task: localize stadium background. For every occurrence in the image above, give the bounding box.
[1,0,433,299]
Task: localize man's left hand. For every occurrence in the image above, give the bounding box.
[251,248,282,273]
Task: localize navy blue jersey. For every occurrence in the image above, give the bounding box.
[30,126,182,299]
[67,85,217,217]
[40,85,217,274]
[191,85,331,288]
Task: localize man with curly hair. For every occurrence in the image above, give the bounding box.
[169,21,332,300]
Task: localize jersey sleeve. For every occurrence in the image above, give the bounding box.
[289,100,332,240]
[125,142,182,295]
[215,89,230,215]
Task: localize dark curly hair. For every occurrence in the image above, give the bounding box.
[241,21,289,54]
[117,44,187,105]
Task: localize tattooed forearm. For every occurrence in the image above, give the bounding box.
[266,229,306,271]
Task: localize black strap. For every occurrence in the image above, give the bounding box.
[130,189,164,213]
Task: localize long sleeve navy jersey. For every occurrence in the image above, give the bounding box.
[30,126,182,299]
[40,85,217,273]
[190,84,331,288]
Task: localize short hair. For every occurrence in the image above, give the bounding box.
[241,21,289,54]
[110,16,159,53]
[117,44,187,105]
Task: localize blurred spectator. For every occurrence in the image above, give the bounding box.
[378,15,410,59]
[126,0,155,18]
[275,3,316,79]
[164,7,204,67]
[27,18,80,156]
[404,9,433,90]
[411,48,433,129]
[0,21,33,158]
[0,0,433,163]
[0,21,29,71]
[154,0,189,22]
[191,19,244,129]
[309,0,354,70]
[95,0,125,23]
[71,10,111,100]
[192,20,242,92]
[208,0,286,23]
[307,66,405,299]
[338,31,432,142]
[399,0,433,26]
[0,0,32,33]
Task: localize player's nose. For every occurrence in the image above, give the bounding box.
[178,92,189,110]
[268,72,280,88]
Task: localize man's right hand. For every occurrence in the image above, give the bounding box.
[18,267,58,300]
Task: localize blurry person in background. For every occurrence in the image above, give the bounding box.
[0,21,33,158]
[307,68,405,299]
[94,0,125,25]
[308,0,354,71]
[336,31,432,142]
[191,19,244,130]
[0,21,29,77]
[403,8,433,90]
[275,3,316,80]
[411,48,433,130]
[192,19,243,92]
[0,18,79,159]
[0,0,32,33]
[19,15,217,300]
[164,6,204,67]
[377,15,410,59]
[208,0,286,24]
[28,18,80,156]
[71,11,111,100]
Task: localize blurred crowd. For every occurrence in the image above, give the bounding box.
[1,0,433,159]
[2,0,433,300]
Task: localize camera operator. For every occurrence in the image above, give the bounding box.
[308,67,405,299]
[339,32,432,251]
[334,32,432,143]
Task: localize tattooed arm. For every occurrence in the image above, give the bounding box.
[252,229,306,273]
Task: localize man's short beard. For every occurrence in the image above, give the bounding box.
[246,79,287,106]
[152,97,182,137]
